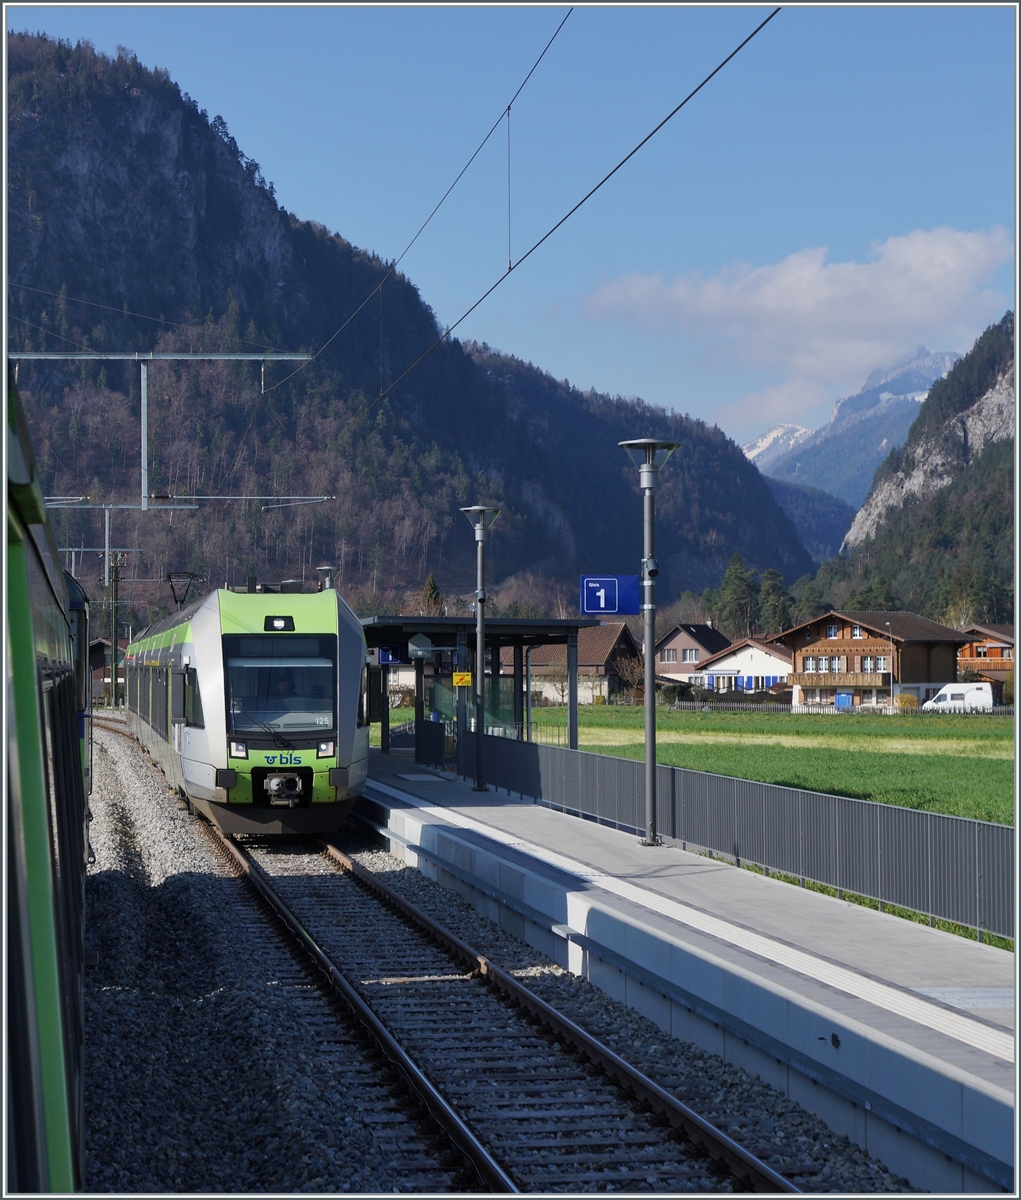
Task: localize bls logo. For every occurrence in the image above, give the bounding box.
[265,753,300,766]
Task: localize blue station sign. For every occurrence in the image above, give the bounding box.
[579,575,640,616]
[377,642,411,665]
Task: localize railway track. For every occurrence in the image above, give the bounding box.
[199,851,472,1192]
[93,715,134,741]
[207,827,799,1194]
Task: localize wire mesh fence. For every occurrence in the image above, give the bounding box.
[457,734,1014,940]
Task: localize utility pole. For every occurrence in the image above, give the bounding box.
[110,553,120,710]
[619,439,678,846]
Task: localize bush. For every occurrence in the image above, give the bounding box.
[1003,670,1014,705]
[895,693,918,710]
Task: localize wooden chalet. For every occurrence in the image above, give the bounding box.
[957,623,1014,697]
[769,611,969,708]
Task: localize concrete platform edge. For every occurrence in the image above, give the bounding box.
[354,788,1014,1193]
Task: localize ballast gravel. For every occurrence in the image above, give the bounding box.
[85,725,912,1193]
[340,830,915,1194]
[84,729,459,1193]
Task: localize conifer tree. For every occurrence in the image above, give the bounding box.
[797,581,824,623]
[758,569,794,634]
[716,555,760,638]
[421,572,443,616]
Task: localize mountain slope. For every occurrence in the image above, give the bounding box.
[7,34,813,617]
[762,349,960,507]
[742,424,812,473]
[763,478,856,565]
[818,314,1014,624]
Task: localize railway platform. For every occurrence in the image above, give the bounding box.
[358,748,1014,1193]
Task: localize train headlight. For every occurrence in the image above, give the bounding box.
[317,740,334,758]
[229,740,248,759]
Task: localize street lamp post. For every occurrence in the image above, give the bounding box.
[886,621,895,711]
[619,439,678,846]
[460,505,501,791]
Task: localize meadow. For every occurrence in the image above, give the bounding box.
[531,707,1015,825]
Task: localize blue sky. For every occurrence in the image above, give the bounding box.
[6,5,1017,443]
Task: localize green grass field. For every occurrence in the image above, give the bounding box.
[531,707,1015,825]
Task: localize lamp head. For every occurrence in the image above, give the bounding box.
[460,505,501,540]
[619,438,679,488]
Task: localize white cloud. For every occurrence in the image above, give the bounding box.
[583,226,1013,395]
[712,378,830,432]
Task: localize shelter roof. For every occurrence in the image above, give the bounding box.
[360,614,598,648]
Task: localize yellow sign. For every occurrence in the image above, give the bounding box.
[453,672,472,688]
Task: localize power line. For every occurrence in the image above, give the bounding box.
[10,282,281,351]
[9,312,91,351]
[348,7,782,427]
[264,7,573,396]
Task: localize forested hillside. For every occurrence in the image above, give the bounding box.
[8,33,813,623]
[762,478,855,565]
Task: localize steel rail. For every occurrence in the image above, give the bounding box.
[204,825,519,1195]
[92,718,136,742]
[321,839,800,1195]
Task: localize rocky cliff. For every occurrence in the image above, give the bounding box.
[758,348,960,508]
[809,313,1014,625]
[842,361,1014,551]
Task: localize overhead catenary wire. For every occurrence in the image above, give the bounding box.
[264,6,574,396]
[10,282,282,352]
[345,7,782,428]
[9,312,92,351]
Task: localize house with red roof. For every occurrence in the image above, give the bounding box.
[501,621,641,703]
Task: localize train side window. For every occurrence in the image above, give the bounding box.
[70,610,89,713]
[185,668,204,729]
[171,669,186,724]
[357,664,368,728]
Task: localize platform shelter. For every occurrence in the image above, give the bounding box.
[360,616,599,763]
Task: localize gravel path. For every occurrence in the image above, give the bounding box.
[84,729,464,1193]
[338,827,915,1193]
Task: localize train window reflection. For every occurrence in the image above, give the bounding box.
[223,635,336,733]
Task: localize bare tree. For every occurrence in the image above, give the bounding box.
[544,660,570,707]
[615,653,645,704]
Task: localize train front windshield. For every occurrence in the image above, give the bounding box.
[223,635,336,733]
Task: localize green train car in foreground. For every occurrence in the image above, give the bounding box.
[125,587,369,834]
[7,366,91,1191]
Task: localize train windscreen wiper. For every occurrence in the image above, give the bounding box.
[229,682,293,750]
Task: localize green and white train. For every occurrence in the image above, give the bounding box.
[7,365,92,1191]
[124,587,370,834]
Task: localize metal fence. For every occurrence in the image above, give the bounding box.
[457,735,1015,940]
[524,702,1014,719]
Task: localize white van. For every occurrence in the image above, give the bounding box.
[922,682,993,712]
